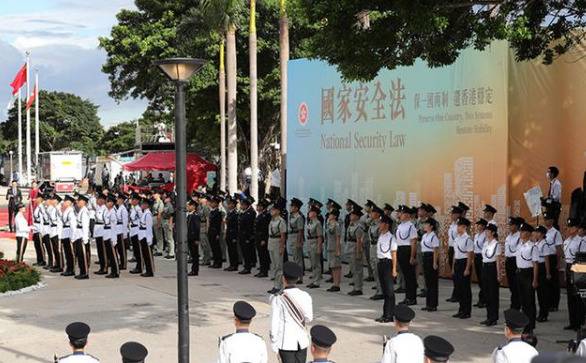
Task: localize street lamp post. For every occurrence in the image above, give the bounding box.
[154,57,205,363]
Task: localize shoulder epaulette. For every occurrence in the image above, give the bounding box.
[220,333,234,343]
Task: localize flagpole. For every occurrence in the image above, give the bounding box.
[17,88,23,184]
[35,70,39,172]
[25,51,31,185]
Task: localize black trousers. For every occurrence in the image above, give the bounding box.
[73,239,88,276]
[454,259,471,315]
[548,254,561,310]
[95,236,107,272]
[505,257,520,309]
[239,238,255,270]
[208,232,222,266]
[116,234,127,270]
[278,348,307,363]
[140,238,154,275]
[474,253,485,304]
[517,267,536,331]
[226,235,239,268]
[448,246,457,300]
[50,235,62,270]
[42,234,53,267]
[536,262,549,318]
[61,238,74,273]
[256,239,270,273]
[16,236,27,263]
[104,239,119,276]
[566,264,585,328]
[377,258,396,319]
[8,206,14,232]
[422,252,438,308]
[188,239,199,274]
[482,262,499,322]
[32,232,44,264]
[397,246,416,301]
[130,234,142,272]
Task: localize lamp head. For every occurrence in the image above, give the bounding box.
[154,58,205,82]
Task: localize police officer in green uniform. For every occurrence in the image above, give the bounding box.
[348,208,365,296]
[196,193,211,265]
[343,200,357,279]
[306,205,324,289]
[267,198,287,294]
[162,193,175,259]
[362,200,375,282]
[325,209,342,292]
[368,205,384,300]
[288,198,305,280]
[151,190,165,256]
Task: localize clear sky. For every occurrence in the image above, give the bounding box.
[0,0,147,127]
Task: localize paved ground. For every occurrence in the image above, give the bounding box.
[0,236,577,363]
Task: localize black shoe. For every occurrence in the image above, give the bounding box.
[369,294,384,301]
[372,286,377,290]
[402,299,417,306]
[459,313,471,319]
[165,255,175,260]
[74,274,89,280]
[140,272,154,277]
[394,287,406,293]
[452,312,463,318]
[256,273,268,278]
[564,325,578,330]
[446,297,458,303]
[154,252,163,257]
[61,271,75,277]
[485,320,498,327]
[238,269,251,275]
[105,273,119,279]
[349,282,354,286]
[267,288,280,294]
[344,272,353,278]
[348,290,363,296]
[119,266,127,271]
[364,276,375,282]
[327,286,340,292]
[480,319,489,325]
[474,302,486,308]
[417,291,427,298]
[129,269,142,274]
[375,316,393,323]
[307,283,320,289]
[324,269,332,275]
[209,264,222,269]
[42,265,51,270]
[188,271,198,276]
[224,266,238,272]
[426,307,437,312]
[325,278,333,283]
[50,267,63,273]
[129,258,137,263]
[94,270,107,275]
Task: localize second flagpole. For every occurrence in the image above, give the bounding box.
[35,70,39,172]
[25,51,31,185]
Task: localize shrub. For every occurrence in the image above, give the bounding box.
[0,260,41,293]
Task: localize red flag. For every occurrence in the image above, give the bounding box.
[10,63,27,96]
[26,84,36,110]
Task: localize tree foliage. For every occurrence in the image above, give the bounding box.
[1,90,104,156]
[98,120,137,154]
[297,0,586,80]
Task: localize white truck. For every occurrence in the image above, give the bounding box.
[38,151,84,193]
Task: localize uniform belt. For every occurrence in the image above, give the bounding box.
[483,261,496,265]
[34,219,40,223]
[370,241,377,245]
[95,222,104,225]
[104,226,111,230]
[43,223,50,225]
[139,227,147,230]
[51,224,57,227]
[63,225,70,228]
[117,222,123,225]
[77,224,83,229]
[130,223,138,227]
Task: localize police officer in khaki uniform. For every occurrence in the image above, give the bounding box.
[288,198,305,280]
[161,193,175,259]
[306,205,324,289]
[348,208,365,296]
[361,200,375,282]
[267,198,287,294]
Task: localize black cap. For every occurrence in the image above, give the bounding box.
[346,199,357,207]
[96,193,106,200]
[258,199,270,208]
[77,194,89,203]
[508,217,523,226]
[383,203,394,212]
[309,205,321,214]
[424,204,437,214]
[486,224,498,234]
[530,352,579,363]
[535,225,547,235]
[542,211,554,220]
[504,308,529,330]
[365,199,375,208]
[457,202,470,211]
[450,206,464,214]
[568,218,580,228]
[475,218,488,227]
[283,261,303,279]
[310,325,337,349]
[329,200,341,211]
[65,322,90,342]
[308,198,323,208]
[371,205,383,216]
[140,198,152,206]
[424,335,454,362]
[483,204,497,214]
[520,223,535,233]
[116,193,127,201]
[394,304,415,323]
[423,218,437,227]
[272,197,287,211]
[120,341,148,363]
[64,195,75,203]
[52,193,62,202]
[240,195,255,205]
[233,301,256,322]
[329,209,340,218]
[457,217,471,227]
[290,197,303,208]
[130,192,141,200]
[350,209,363,217]
[380,215,392,225]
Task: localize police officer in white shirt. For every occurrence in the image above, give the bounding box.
[483,205,498,226]
[564,218,586,330]
[60,195,77,276]
[128,193,143,274]
[376,215,398,322]
[516,223,539,333]
[32,194,46,266]
[57,322,99,363]
[491,309,538,363]
[103,195,119,278]
[308,325,337,363]
[381,304,424,363]
[423,335,454,363]
[473,219,488,309]
[93,194,108,275]
[270,261,313,363]
[115,194,129,271]
[14,203,29,263]
[395,206,418,305]
[452,217,474,319]
[544,166,562,228]
[543,211,563,312]
[420,218,440,312]
[48,193,64,273]
[533,225,551,323]
[218,301,267,363]
[446,206,463,303]
[119,341,148,363]
[505,217,523,310]
[482,224,502,326]
[73,195,91,280]
[138,198,154,277]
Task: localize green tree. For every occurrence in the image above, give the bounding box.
[297,1,586,81]
[1,90,104,156]
[98,121,137,155]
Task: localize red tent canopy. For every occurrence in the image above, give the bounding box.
[123,151,217,192]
